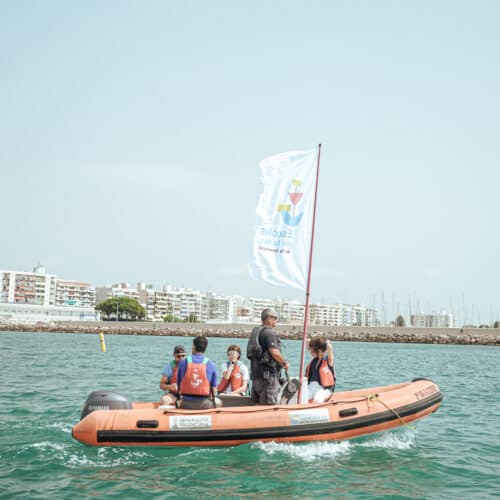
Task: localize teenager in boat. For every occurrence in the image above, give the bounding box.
[176,336,221,409]
[306,337,336,403]
[159,345,186,405]
[217,345,249,396]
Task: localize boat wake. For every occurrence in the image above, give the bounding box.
[14,441,150,468]
[253,440,352,462]
[254,429,417,461]
[359,429,416,450]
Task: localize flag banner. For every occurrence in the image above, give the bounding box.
[249,149,317,290]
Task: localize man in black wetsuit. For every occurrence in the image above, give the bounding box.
[247,308,289,405]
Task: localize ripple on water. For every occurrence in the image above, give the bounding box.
[1,333,499,499]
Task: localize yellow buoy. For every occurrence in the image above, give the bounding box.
[99,331,106,353]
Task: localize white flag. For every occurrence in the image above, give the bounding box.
[249,149,318,290]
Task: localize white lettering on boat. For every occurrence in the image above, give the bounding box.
[169,415,212,430]
[88,405,109,411]
[289,409,330,425]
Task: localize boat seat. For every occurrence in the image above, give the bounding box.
[219,395,255,407]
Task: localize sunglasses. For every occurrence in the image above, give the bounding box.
[175,354,186,358]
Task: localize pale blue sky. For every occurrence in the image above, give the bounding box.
[1,1,499,324]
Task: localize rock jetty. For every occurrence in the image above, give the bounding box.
[1,321,499,346]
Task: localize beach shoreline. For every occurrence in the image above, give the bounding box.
[1,321,499,346]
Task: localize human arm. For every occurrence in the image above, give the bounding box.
[268,347,289,371]
[326,340,334,367]
[227,363,249,396]
[159,374,178,392]
[261,329,289,371]
[209,361,219,395]
[159,364,178,392]
[229,379,248,396]
[176,359,187,393]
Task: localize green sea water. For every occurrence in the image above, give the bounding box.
[0,331,499,499]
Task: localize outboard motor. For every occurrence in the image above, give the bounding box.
[80,390,132,420]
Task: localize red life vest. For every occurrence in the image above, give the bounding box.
[169,360,179,385]
[217,362,243,393]
[305,358,335,388]
[179,356,211,397]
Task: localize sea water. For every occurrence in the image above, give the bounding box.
[0,331,499,499]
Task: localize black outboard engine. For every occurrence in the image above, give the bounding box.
[80,390,132,420]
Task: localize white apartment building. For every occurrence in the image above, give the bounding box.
[1,264,56,306]
[276,300,304,325]
[0,264,96,323]
[410,312,455,328]
[307,303,379,327]
[205,292,236,323]
[55,279,96,308]
[95,283,139,304]
[136,284,207,322]
[247,297,276,323]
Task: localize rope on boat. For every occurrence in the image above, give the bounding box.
[365,393,405,426]
[161,394,410,427]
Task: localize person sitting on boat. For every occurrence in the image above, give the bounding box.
[218,345,249,396]
[176,336,221,409]
[159,344,186,405]
[247,308,289,405]
[306,337,336,402]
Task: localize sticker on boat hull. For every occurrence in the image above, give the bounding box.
[169,415,212,430]
[289,409,330,425]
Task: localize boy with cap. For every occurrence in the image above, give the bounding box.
[159,345,186,405]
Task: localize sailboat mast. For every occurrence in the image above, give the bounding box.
[297,144,322,400]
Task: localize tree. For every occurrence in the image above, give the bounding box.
[184,314,198,323]
[96,297,145,321]
[395,315,406,327]
[494,320,500,328]
[163,314,183,323]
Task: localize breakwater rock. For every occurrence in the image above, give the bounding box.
[1,322,499,346]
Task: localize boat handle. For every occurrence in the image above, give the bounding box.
[137,420,159,428]
[339,408,358,417]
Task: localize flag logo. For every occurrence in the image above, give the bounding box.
[249,149,317,290]
[278,178,304,227]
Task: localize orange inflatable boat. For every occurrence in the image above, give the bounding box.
[72,378,442,447]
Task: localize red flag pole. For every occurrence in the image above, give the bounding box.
[297,143,322,403]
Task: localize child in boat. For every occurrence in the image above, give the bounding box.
[218,345,249,396]
[306,337,336,402]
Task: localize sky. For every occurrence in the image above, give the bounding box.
[1,1,499,325]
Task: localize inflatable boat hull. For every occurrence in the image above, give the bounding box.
[72,378,442,447]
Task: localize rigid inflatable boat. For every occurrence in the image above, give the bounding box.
[72,378,442,447]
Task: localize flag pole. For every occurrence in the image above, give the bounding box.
[297,143,322,403]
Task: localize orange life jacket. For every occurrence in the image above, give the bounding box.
[169,360,179,385]
[179,356,211,397]
[217,362,243,393]
[305,358,335,388]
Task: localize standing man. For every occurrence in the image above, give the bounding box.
[159,345,186,405]
[176,336,220,409]
[247,308,289,405]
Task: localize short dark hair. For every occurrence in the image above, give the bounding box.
[227,344,241,359]
[193,336,208,353]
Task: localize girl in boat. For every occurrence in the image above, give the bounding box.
[305,337,336,402]
[218,345,249,396]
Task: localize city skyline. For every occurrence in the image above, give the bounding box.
[0,261,487,328]
[1,3,498,325]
